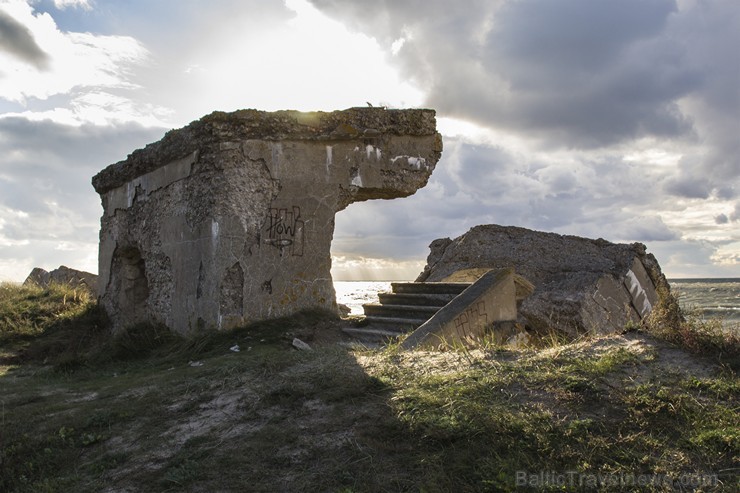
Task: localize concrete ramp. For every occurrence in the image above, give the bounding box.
[401,269,534,350]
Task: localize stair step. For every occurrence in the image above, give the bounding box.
[391,282,471,295]
[362,315,428,331]
[362,303,439,319]
[342,327,404,342]
[342,282,473,345]
[378,292,453,307]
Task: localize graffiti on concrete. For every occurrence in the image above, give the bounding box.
[264,206,304,257]
[453,301,488,338]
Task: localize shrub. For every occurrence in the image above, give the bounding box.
[645,285,739,370]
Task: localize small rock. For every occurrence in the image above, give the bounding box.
[506,331,531,349]
[229,344,240,352]
[338,303,352,317]
[188,360,204,367]
[292,338,312,351]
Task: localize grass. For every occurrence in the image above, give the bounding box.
[0,282,109,371]
[644,284,740,370]
[0,282,738,492]
[0,282,96,346]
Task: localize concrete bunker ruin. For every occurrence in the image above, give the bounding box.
[92,108,442,333]
[415,224,670,338]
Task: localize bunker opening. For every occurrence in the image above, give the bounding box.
[113,246,150,322]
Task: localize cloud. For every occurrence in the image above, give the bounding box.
[0,6,49,69]
[309,0,738,173]
[125,0,423,126]
[663,174,711,199]
[331,255,424,281]
[311,0,706,147]
[0,0,737,281]
[313,0,739,277]
[647,238,734,278]
[334,137,683,269]
[52,0,92,9]
[0,2,149,105]
[730,203,740,222]
[0,115,164,280]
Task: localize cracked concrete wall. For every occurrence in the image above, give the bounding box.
[93,108,442,333]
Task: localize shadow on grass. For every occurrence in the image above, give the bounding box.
[0,301,423,492]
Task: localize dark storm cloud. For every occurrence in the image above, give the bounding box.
[0,9,50,69]
[489,0,673,71]
[669,37,740,196]
[316,0,737,277]
[311,0,738,201]
[663,175,711,199]
[715,214,729,225]
[310,0,708,148]
[714,186,736,200]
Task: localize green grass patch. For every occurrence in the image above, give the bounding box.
[363,341,738,491]
[0,282,109,372]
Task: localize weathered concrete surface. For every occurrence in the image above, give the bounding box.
[24,265,98,293]
[93,108,442,333]
[401,268,535,350]
[416,225,669,337]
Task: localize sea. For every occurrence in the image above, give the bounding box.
[669,278,740,329]
[334,278,740,330]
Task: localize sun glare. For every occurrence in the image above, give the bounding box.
[187,0,423,115]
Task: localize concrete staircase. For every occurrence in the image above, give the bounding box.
[342,282,472,343]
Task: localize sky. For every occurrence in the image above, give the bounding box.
[0,0,738,282]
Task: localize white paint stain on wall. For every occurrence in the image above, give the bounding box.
[126,181,137,208]
[625,269,652,317]
[392,155,427,169]
[211,219,220,250]
[270,142,283,177]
